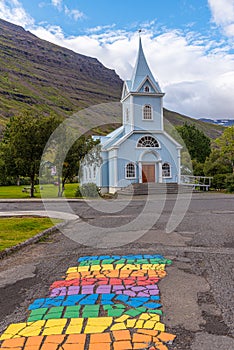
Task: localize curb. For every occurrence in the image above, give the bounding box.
[0,221,68,260]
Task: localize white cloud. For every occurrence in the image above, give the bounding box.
[64,6,84,21]
[51,0,62,10]
[0,0,34,28]
[30,26,234,119]
[0,0,233,119]
[208,0,234,37]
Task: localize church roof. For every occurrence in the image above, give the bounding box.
[130,37,162,93]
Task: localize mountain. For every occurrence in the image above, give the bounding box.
[0,19,224,139]
[0,19,122,121]
[164,109,224,139]
[199,118,234,127]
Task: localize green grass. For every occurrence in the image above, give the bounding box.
[0,183,78,199]
[0,217,62,251]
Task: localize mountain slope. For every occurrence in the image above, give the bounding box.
[0,19,122,120]
[0,19,224,139]
[163,109,224,139]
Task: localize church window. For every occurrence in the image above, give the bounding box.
[126,108,129,122]
[126,163,136,178]
[93,165,96,178]
[144,86,150,92]
[162,163,171,177]
[89,168,92,179]
[143,104,152,119]
[137,135,159,148]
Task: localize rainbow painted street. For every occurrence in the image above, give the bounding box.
[0,254,176,350]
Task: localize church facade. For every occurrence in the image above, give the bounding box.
[81,38,182,193]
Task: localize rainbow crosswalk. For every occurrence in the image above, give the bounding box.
[0,254,176,350]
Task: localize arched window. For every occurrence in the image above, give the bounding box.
[143,104,152,120]
[93,165,96,178]
[126,108,129,122]
[162,163,171,177]
[137,136,159,148]
[126,163,136,178]
[89,168,92,179]
[144,86,150,92]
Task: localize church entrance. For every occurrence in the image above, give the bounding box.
[142,164,155,183]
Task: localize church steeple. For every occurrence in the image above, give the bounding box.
[121,36,165,133]
[130,37,162,93]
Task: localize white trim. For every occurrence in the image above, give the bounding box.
[139,149,162,163]
[102,126,124,149]
[137,135,160,148]
[121,92,164,103]
[121,81,129,100]
[142,104,153,120]
[105,130,181,151]
[135,75,162,94]
[158,162,163,183]
[162,162,172,178]
[177,149,181,184]
[125,162,136,179]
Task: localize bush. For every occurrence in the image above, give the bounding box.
[75,184,82,197]
[212,173,234,192]
[225,174,234,193]
[75,183,100,198]
[212,174,228,190]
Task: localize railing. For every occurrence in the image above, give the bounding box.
[180,175,213,191]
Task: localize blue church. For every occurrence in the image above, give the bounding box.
[81,38,182,193]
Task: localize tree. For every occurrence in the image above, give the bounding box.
[61,136,101,196]
[204,149,232,176]
[40,122,101,197]
[176,123,211,163]
[215,126,234,173]
[0,112,62,197]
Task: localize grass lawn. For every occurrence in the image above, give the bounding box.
[0,183,78,199]
[0,217,62,251]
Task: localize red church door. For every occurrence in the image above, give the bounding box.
[142,164,155,183]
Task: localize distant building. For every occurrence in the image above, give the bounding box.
[81,38,182,193]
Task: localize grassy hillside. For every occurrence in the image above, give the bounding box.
[164,108,224,139]
[0,19,224,140]
[0,19,122,119]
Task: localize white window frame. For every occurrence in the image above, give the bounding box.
[125,163,136,179]
[143,104,153,120]
[162,162,172,178]
[137,135,160,148]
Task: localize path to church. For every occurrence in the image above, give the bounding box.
[0,193,234,349]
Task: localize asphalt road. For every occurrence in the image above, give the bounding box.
[0,192,234,349]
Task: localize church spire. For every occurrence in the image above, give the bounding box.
[130,36,162,93]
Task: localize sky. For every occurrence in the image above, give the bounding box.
[0,0,234,119]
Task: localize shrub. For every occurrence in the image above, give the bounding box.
[75,183,100,198]
[212,174,228,190]
[212,173,234,192]
[225,174,234,193]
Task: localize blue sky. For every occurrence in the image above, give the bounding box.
[0,0,234,119]
[21,0,212,36]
